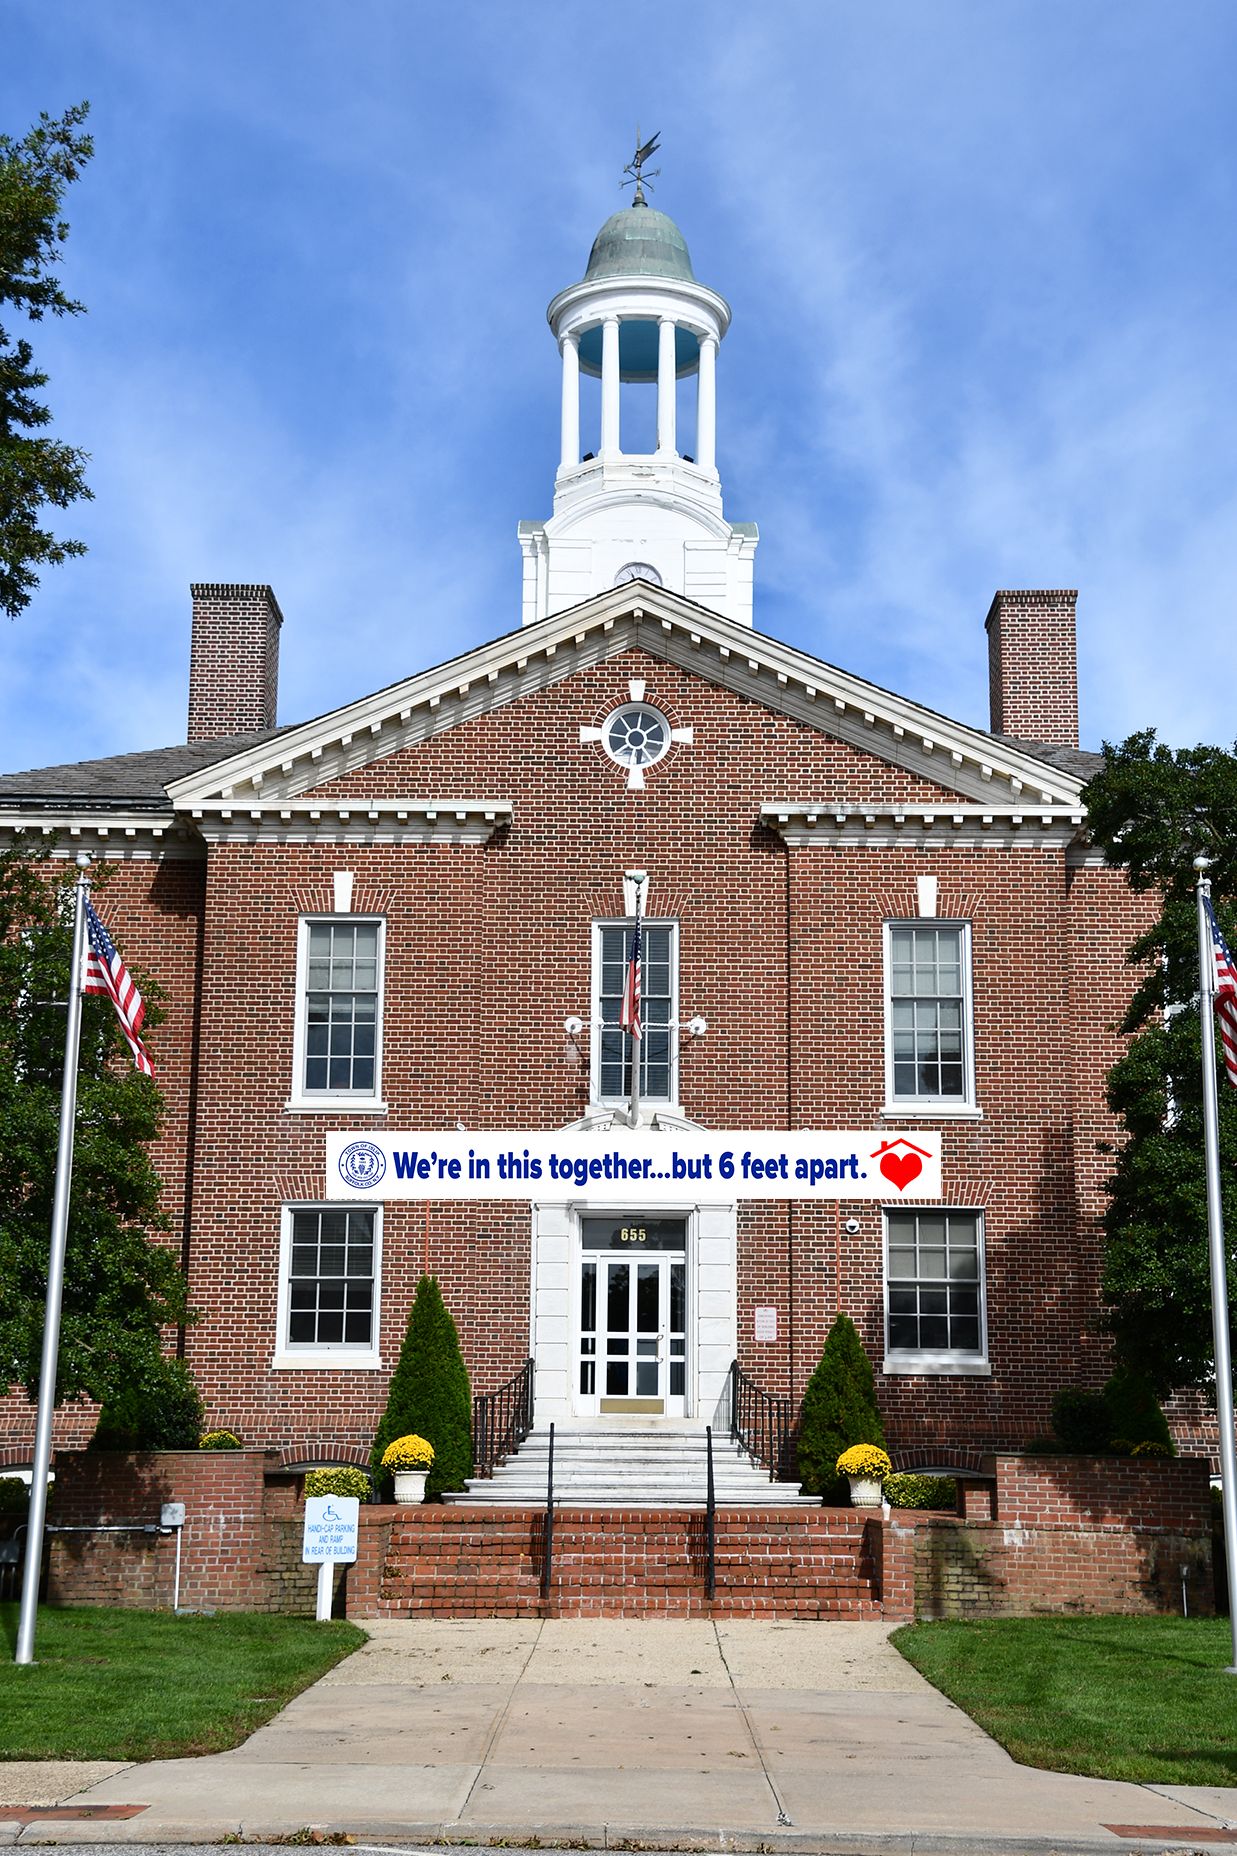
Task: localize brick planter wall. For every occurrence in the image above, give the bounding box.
[880,1454,1214,1620]
[45,1449,329,1615]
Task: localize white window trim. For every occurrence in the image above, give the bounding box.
[272,1201,385,1370]
[881,918,978,1117]
[882,1205,990,1377]
[591,917,680,1111]
[287,914,388,1113]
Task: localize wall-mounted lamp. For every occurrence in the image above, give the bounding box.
[687,1015,707,1039]
[563,1015,584,1066]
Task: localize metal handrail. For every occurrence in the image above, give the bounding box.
[472,1357,535,1479]
[705,1424,717,1599]
[728,1358,797,1482]
[540,1422,555,1602]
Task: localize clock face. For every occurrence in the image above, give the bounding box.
[613,561,663,587]
[604,703,670,770]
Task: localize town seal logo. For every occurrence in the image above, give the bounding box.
[338,1140,386,1190]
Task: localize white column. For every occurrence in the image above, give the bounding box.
[600,315,621,458]
[559,331,580,470]
[697,334,717,472]
[656,317,677,456]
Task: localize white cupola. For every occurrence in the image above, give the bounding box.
[519,162,757,627]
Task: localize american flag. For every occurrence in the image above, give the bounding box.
[1204,895,1237,1087]
[619,915,642,1041]
[84,900,154,1077]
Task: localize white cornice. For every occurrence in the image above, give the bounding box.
[185,797,511,846]
[164,584,1088,812]
[761,802,1086,851]
[0,810,201,860]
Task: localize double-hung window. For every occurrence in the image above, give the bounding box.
[275,1204,383,1368]
[885,921,975,1111]
[593,920,677,1106]
[884,1209,988,1374]
[291,917,385,1108]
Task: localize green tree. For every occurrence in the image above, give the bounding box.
[796,1312,886,1500]
[1083,730,1237,1392]
[0,841,191,1407]
[0,101,94,619]
[371,1275,473,1499]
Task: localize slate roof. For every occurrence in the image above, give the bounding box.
[0,729,291,807]
[994,737,1104,782]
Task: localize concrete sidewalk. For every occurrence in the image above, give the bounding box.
[1,1619,1235,1852]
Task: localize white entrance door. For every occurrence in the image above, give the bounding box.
[577,1221,687,1416]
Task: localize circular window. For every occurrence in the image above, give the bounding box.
[604,703,671,771]
[613,561,663,587]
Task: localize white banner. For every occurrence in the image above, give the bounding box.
[326,1130,941,1203]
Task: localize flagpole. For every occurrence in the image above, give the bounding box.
[627,880,643,1129]
[15,855,91,1667]
[1194,858,1237,1673]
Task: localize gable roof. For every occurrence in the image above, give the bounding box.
[158,581,1089,814]
[0,729,290,808]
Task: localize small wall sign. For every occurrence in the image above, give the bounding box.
[754,1307,778,1342]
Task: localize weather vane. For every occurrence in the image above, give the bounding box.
[622,129,661,206]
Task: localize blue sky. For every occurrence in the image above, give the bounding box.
[3,2,1237,772]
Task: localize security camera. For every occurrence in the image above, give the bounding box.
[843,1217,861,1235]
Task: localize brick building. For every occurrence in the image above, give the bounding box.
[0,193,1157,1479]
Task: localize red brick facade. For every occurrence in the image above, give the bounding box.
[187,583,283,743]
[0,580,1192,1474]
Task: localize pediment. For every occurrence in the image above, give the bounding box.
[166,582,1085,815]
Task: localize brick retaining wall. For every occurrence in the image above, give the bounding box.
[39,1449,1215,1622]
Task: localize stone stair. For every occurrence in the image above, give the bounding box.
[447,1421,819,1508]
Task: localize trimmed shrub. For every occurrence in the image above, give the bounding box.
[1130,1440,1172,1459]
[304,1466,371,1501]
[885,1472,957,1509]
[371,1275,472,1499]
[199,1428,242,1450]
[797,1313,885,1501]
[0,1476,29,1516]
[90,1355,204,1451]
[1050,1386,1113,1454]
[1103,1367,1174,1456]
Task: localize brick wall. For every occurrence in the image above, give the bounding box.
[985,589,1079,746]
[44,1449,325,1614]
[881,1453,1214,1620]
[187,583,282,742]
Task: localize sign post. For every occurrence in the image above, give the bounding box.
[301,1496,359,1622]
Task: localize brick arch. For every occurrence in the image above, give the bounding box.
[0,1448,34,1472]
[888,1447,989,1477]
[276,1441,372,1472]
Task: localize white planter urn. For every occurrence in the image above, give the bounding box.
[393,1469,429,1504]
[847,1475,883,1508]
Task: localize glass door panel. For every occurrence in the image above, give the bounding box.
[577,1253,688,1417]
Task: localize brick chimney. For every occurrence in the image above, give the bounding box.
[187,584,283,744]
[985,589,1079,748]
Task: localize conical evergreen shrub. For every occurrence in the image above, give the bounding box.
[371,1275,473,1498]
[796,1312,885,1500]
[1102,1366,1175,1455]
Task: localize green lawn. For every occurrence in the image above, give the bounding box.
[0,1605,366,1761]
[892,1615,1237,1787]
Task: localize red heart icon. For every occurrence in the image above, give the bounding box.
[879,1150,922,1192]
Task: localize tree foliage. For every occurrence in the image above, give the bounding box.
[1082,731,1237,1393]
[796,1312,885,1500]
[370,1275,473,1499]
[0,841,191,1408]
[0,101,94,619]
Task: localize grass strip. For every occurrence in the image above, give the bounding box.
[0,1604,366,1761]
[892,1615,1237,1787]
